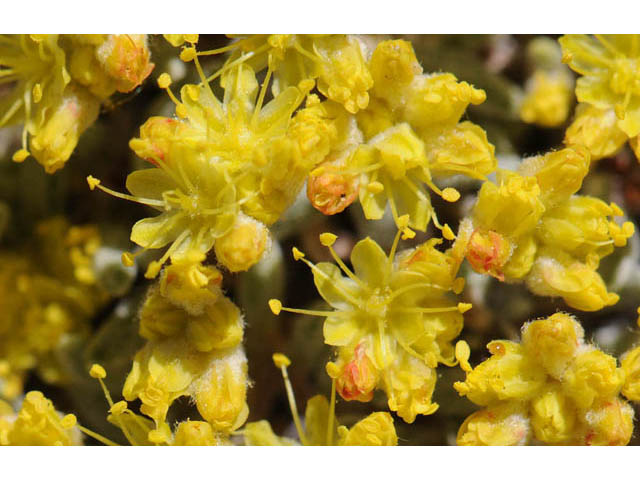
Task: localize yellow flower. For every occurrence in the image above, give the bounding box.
[560,35,640,161]
[520,70,573,127]
[565,104,628,161]
[342,40,496,234]
[0,34,153,172]
[560,35,640,137]
[458,146,633,311]
[0,391,80,446]
[519,37,574,128]
[455,313,634,445]
[89,364,232,445]
[172,421,218,446]
[159,248,223,316]
[270,230,469,423]
[215,35,373,113]
[91,63,324,275]
[123,342,248,429]
[457,403,531,446]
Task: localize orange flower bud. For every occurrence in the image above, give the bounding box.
[466,229,511,281]
[335,343,378,402]
[307,170,359,215]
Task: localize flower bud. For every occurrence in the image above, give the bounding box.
[96,34,154,93]
[214,215,270,272]
[173,421,217,446]
[29,87,100,173]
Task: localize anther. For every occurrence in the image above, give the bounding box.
[319,232,338,247]
[269,299,282,315]
[292,247,305,261]
[12,149,29,163]
[89,364,107,379]
[86,175,101,191]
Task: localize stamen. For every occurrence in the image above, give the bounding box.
[77,425,120,446]
[86,177,166,208]
[389,215,410,262]
[196,43,240,56]
[206,50,258,83]
[272,353,308,446]
[320,233,368,290]
[269,300,343,318]
[145,229,190,279]
[252,57,274,125]
[396,302,472,314]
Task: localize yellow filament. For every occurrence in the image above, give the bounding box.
[93,183,165,208]
[77,425,120,446]
[326,243,368,290]
[326,379,336,446]
[277,363,308,446]
[251,58,274,125]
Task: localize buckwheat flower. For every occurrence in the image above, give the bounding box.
[28,85,100,173]
[455,313,634,445]
[560,35,640,137]
[346,39,495,234]
[457,403,531,446]
[0,391,81,446]
[565,104,629,161]
[457,146,633,311]
[159,248,223,315]
[269,228,470,423]
[90,63,323,274]
[519,37,574,128]
[95,34,154,93]
[1,34,153,172]
[123,282,247,430]
[88,364,231,445]
[206,35,373,113]
[243,354,397,446]
[0,34,70,169]
[123,342,248,430]
[560,35,640,161]
[172,421,218,446]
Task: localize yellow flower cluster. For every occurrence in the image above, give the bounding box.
[519,37,574,128]
[243,353,397,446]
[0,217,109,400]
[83,362,238,446]
[89,37,343,276]
[113,246,248,444]
[0,34,154,172]
[455,313,635,445]
[0,391,80,445]
[455,146,634,311]
[270,227,470,423]
[561,35,640,161]
[306,39,496,236]
[213,35,373,114]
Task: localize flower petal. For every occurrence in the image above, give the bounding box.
[350,237,390,288]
